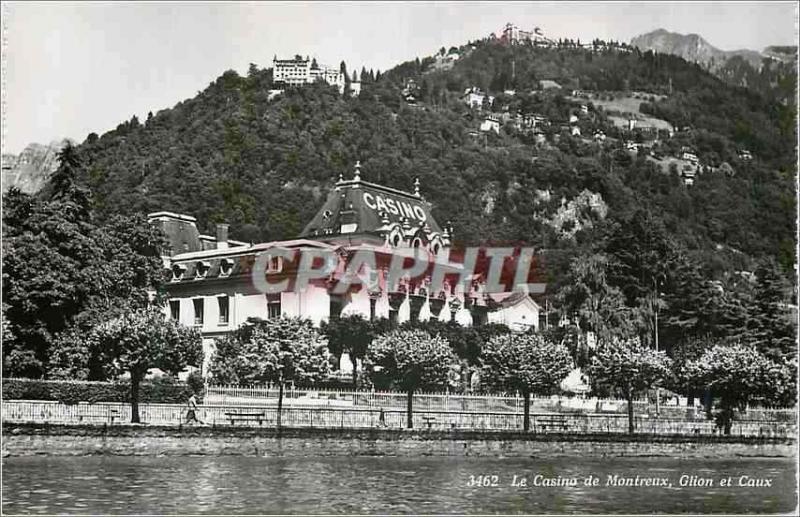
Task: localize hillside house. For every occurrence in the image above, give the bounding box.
[682,150,699,164]
[580,105,589,115]
[480,116,500,134]
[462,87,494,109]
[570,126,581,137]
[738,149,753,160]
[681,166,698,186]
[538,79,562,91]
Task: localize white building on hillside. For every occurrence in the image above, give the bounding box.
[480,116,500,134]
[273,56,345,94]
[462,87,494,109]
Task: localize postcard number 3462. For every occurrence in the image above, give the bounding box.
[468,475,499,487]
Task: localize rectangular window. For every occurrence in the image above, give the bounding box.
[193,298,204,326]
[169,300,180,321]
[267,293,281,319]
[218,296,229,325]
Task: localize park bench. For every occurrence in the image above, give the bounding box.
[421,415,437,429]
[535,414,569,433]
[224,411,265,426]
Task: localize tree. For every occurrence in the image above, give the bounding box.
[682,343,788,434]
[44,143,90,208]
[750,259,795,362]
[3,175,167,379]
[321,314,374,388]
[364,329,455,428]
[588,337,673,433]
[556,253,639,342]
[90,307,202,423]
[480,333,573,431]
[208,317,331,427]
[669,335,714,406]
[2,187,99,377]
[402,320,510,392]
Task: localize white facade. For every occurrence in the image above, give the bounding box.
[487,295,541,332]
[463,88,494,109]
[480,117,500,134]
[273,56,345,94]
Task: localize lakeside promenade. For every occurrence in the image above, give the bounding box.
[2,399,795,438]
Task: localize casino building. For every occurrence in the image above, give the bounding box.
[150,163,541,374]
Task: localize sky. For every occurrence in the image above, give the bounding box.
[1,1,797,154]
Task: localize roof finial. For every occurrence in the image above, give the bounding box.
[354,160,361,181]
[337,170,344,183]
[414,177,420,197]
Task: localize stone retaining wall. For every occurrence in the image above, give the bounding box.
[3,423,795,459]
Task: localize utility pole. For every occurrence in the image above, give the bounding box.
[654,276,662,416]
[542,298,550,329]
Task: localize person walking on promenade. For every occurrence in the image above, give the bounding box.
[185,393,204,425]
[378,407,387,427]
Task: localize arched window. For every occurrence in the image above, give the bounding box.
[195,261,211,279]
[171,264,186,281]
[220,258,234,277]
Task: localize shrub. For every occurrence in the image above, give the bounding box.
[2,378,198,404]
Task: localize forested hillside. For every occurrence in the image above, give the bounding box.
[75,40,795,276]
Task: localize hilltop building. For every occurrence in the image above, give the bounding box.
[499,23,553,47]
[152,163,541,374]
[273,55,345,94]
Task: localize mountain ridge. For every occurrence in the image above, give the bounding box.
[1,139,73,194]
[630,28,767,70]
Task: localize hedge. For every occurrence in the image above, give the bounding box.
[3,375,204,405]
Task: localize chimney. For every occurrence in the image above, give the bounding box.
[216,223,229,250]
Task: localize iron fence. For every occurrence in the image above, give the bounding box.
[2,400,795,438]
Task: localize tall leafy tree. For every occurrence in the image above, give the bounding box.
[749,259,795,361]
[2,184,100,377]
[556,253,639,342]
[89,307,202,422]
[321,314,375,388]
[588,337,673,433]
[364,329,455,428]
[681,343,789,434]
[208,317,331,427]
[480,333,573,431]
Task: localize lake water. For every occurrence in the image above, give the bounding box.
[2,455,795,514]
